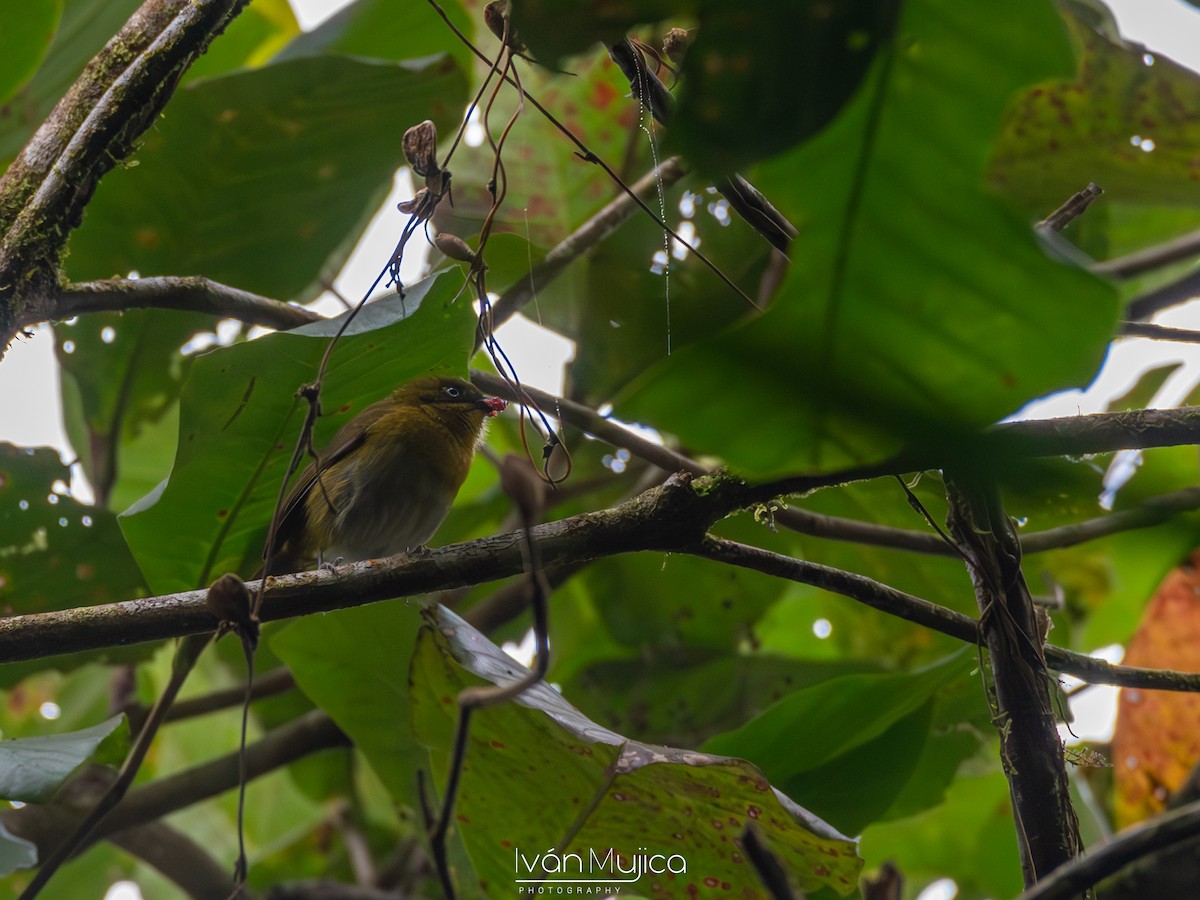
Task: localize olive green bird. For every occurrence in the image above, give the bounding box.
[265,375,506,574]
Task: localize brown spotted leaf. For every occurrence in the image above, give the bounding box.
[1112,547,1200,827]
[990,0,1200,211]
[410,605,863,898]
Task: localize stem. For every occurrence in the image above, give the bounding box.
[944,471,1083,890]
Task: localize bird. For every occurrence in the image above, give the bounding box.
[263,374,506,574]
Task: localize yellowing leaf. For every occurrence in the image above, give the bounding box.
[1112,548,1200,827]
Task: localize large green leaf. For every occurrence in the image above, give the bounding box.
[0,1,62,106]
[618,0,1118,476]
[412,605,863,899]
[671,0,900,174]
[118,274,479,595]
[66,53,467,301]
[270,601,425,805]
[513,0,899,174]
[566,655,879,750]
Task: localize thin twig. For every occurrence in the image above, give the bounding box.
[162,666,295,723]
[1119,321,1200,343]
[1038,183,1103,233]
[1095,226,1200,280]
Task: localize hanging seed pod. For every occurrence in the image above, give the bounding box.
[402,120,440,180]
[433,232,477,264]
[662,27,692,64]
[484,0,525,52]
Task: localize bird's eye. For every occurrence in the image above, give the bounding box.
[444,386,462,398]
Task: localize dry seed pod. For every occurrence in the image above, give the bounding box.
[662,27,692,64]
[433,232,477,264]
[402,120,439,178]
[484,0,525,51]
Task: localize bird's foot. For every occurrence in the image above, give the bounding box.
[318,556,346,572]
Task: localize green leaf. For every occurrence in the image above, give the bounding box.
[0,445,147,667]
[56,310,211,511]
[703,650,970,778]
[510,0,687,62]
[566,654,879,750]
[0,0,62,105]
[118,273,478,595]
[411,605,863,898]
[861,766,1023,899]
[619,0,1118,477]
[671,0,900,175]
[0,822,37,877]
[275,0,473,70]
[270,602,424,805]
[66,53,468,301]
[780,701,933,836]
[0,713,123,803]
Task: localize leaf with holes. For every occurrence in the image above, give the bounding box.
[411,605,863,898]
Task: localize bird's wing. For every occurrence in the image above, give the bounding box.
[266,401,387,559]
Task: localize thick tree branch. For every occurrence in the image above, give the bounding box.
[109,822,236,900]
[27,277,322,332]
[1016,797,1200,900]
[944,472,1082,889]
[0,0,250,351]
[3,477,1198,696]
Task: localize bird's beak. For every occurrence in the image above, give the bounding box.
[477,396,508,417]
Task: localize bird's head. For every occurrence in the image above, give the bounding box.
[395,375,507,433]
